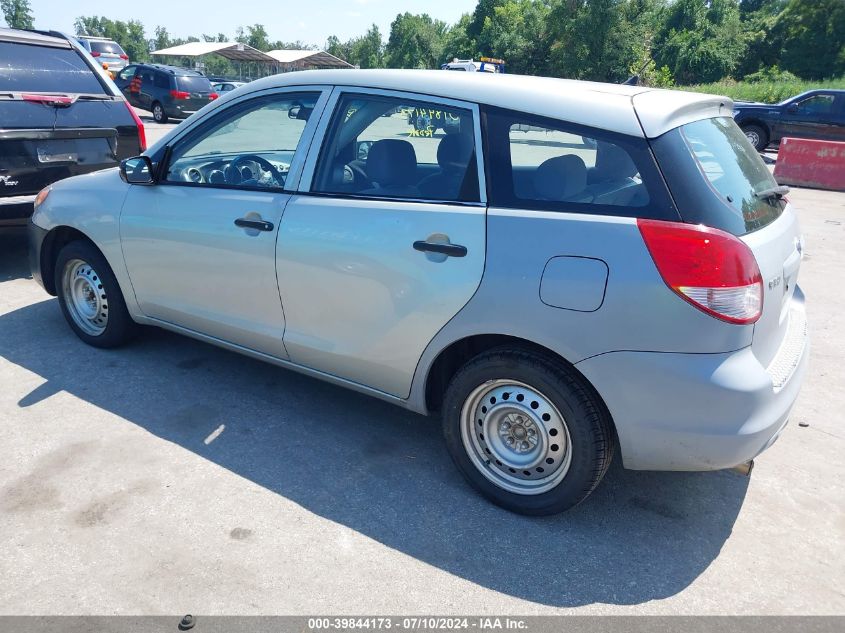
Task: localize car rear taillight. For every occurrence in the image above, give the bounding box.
[91,51,101,57]
[124,101,147,153]
[637,219,763,325]
[209,93,219,100]
[119,54,129,60]
[170,90,190,100]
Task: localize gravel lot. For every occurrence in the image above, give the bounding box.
[0,117,842,614]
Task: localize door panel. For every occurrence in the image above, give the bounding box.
[121,186,291,356]
[120,89,327,357]
[276,195,485,396]
[277,89,487,398]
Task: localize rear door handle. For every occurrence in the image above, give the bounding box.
[413,240,467,258]
[234,217,274,232]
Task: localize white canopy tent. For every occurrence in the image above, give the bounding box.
[265,49,353,71]
[150,42,280,80]
[150,43,353,79]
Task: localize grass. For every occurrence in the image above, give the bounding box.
[682,76,845,104]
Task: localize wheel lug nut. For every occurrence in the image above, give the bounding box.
[521,441,529,450]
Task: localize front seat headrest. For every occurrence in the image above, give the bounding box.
[534,155,588,201]
[367,139,417,186]
[437,134,472,169]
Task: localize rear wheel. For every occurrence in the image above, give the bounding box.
[152,101,168,124]
[442,347,614,515]
[55,241,137,348]
[742,124,768,152]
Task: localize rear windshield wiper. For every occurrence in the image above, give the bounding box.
[75,94,116,101]
[753,185,790,201]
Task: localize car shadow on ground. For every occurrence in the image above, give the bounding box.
[0,292,750,608]
[0,231,31,282]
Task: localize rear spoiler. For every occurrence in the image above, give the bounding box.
[632,90,734,138]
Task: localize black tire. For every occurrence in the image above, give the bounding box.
[742,124,768,152]
[54,240,137,348]
[442,347,614,515]
[152,101,168,124]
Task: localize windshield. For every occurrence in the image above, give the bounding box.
[176,75,213,93]
[652,116,785,235]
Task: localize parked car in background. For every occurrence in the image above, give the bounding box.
[75,35,130,71]
[29,71,808,514]
[114,63,218,123]
[213,81,246,94]
[0,27,145,229]
[734,89,845,151]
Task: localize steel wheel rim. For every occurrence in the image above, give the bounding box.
[153,105,163,121]
[745,130,760,147]
[62,259,108,336]
[460,379,573,495]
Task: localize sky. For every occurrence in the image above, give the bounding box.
[27,0,478,49]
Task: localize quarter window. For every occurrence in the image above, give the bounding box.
[164,92,320,189]
[312,93,480,203]
[485,108,653,212]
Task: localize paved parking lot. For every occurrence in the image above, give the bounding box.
[1,122,843,613]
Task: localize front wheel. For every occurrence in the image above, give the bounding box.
[55,241,137,348]
[742,124,768,152]
[442,348,614,515]
[152,101,168,123]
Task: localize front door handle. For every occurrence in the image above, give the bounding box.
[413,240,467,258]
[235,217,274,232]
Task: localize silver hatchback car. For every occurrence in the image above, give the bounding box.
[29,70,808,515]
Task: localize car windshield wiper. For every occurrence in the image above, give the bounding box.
[753,185,790,200]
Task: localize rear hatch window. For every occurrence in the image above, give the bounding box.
[652,116,785,236]
[89,40,126,56]
[0,41,106,94]
[176,75,212,93]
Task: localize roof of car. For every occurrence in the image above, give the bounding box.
[0,27,72,48]
[135,63,205,76]
[237,69,731,138]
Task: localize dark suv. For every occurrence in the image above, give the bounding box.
[0,27,146,229]
[114,64,218,123]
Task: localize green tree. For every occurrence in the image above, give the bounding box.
[385,12,449,69]
[653,0,746,84]
[350,24,385,68]
[776,0,845,79]
[442,13,476,61]
[1,0,34,29]
[477,0,550,75]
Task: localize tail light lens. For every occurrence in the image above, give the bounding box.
[91,51,101,57]
[637,219,763,325]
[119,54,129,60]
[123,101,147,153]
[170,90,190,100]
[209,93,219,100]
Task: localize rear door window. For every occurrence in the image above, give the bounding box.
[153,73,169,89]
[652,116,785,235]
[0,41,106,94]
[484,106,675,219]
[89,40,125,56]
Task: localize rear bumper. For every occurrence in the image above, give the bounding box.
[576,294,809,471]
[28,219,49,291]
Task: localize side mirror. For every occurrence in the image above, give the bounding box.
[120,156,154,184]
[356,140,374,161]
[288,104,301,119]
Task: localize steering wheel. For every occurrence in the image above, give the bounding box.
[226,154,286,187]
